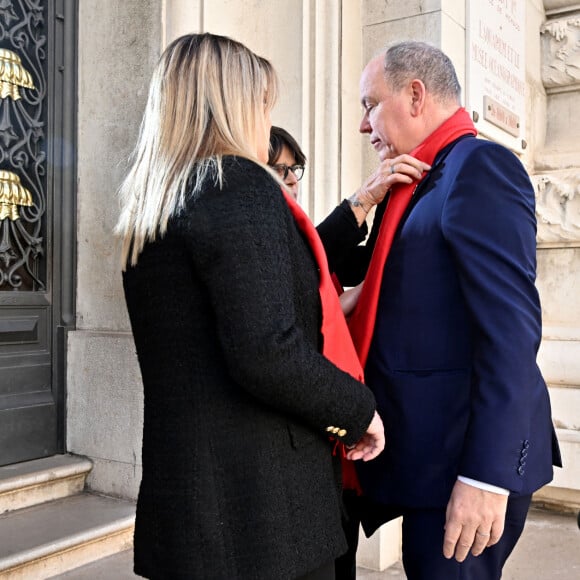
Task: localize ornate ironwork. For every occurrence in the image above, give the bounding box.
[0,0,46,290]
[0,169,33,220]
[0,48,35,99]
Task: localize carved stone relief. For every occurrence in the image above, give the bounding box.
[534,171,580,243]
[537,4,580,244]
[540,16,580,90]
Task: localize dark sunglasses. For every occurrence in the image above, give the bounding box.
[272,163,305,181]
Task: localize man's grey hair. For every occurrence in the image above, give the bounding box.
[383,41,461,104]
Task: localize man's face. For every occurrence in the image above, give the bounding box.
[359,56,413,160]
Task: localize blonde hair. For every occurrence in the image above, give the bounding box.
[115,33,279,266]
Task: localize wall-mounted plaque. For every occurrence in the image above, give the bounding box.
[467,0,526,152]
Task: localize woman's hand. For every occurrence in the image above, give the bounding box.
[345,410,385,462]
[348,154,432,225]
[339,283,364,317]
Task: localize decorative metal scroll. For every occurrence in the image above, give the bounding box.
[0,0,46,290]
[0,169,33,220]
[0,47,35,99]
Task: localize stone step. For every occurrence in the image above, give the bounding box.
[0,492,135,579]
[49,549,138,579]
[0,455,93,515]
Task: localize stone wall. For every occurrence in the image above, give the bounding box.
[65,0,580,526]
[533,0,580,510]
[66,0,163,499]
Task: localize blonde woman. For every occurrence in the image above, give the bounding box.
[116,33,384,580]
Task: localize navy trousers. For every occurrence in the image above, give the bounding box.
[336,492,531,580]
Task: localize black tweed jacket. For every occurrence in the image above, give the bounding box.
[123,157,376,579]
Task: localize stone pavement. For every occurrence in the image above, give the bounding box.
[55,506,579,579]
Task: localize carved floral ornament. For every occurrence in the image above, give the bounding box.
[540,17,580,90]
[533,170,580,244]
[0,169,33,221]
[0,48,35,100]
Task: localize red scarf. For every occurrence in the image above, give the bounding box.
[348,108,477,367]
[282,190,364,491]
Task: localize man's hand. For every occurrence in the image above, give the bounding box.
[346,410,385,462]
[443,480,509,562]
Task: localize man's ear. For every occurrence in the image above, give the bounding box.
[409,79,426,116]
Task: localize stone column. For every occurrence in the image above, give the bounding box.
[532,0,580,511]
[66,0,164,499]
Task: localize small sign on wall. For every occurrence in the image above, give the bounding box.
[467,0,526,152]
[483,95,520,137]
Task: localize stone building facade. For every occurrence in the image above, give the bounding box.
[533,0,580,511]
[1,0,578,571]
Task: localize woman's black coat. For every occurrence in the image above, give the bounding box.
[123,157,376,580]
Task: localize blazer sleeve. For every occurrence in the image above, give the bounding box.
[441,142,545,491]
[182,166,375,446]
[316,201,367,275]
[317,199,387,287]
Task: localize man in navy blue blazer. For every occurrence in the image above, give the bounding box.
[335,41,562,580]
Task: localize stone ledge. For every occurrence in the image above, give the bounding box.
[0,455,92,515]
[535,150,580,171]
[533,485,580,512]
[538,336,580,386]
[550,386,580,431]
[550,428,580,492]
